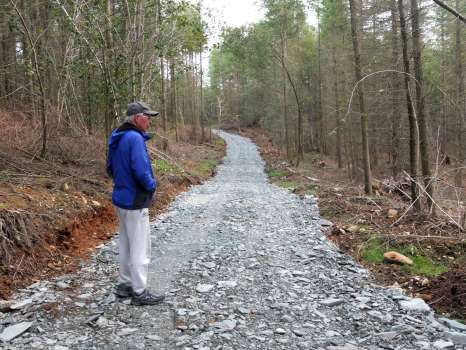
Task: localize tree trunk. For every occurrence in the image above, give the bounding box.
[390,0,402,178]
[440,10,447,157]
[398,0,421,211]
[411,0,434,212]
[170,59,178,142]
[332,43,343,168]
[200,50,205,142]
[105,0,115,143]
[348,0,372,195]
[283,62,303,161]
[316,9,325,154]
[160,57,166,132]
[281,32,290,160]
[455,0,465,188]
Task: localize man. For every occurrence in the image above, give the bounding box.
[107,101,165,306]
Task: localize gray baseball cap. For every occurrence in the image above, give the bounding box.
[126,101,159,117]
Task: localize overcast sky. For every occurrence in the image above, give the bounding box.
[203,0,265,28]
[196,0,316,77]
[200,0,265,48]
[199,0,317,47]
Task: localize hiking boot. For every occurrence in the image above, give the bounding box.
[131,290,165,306]
[114,283,134,298]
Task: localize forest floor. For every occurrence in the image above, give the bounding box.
[0,117,225,300]
[240,127,466,322]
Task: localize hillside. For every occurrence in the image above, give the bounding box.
[0,113,225,299]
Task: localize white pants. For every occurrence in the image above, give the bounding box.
[116,207,151,295]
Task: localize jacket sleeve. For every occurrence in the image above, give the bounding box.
[106,151,113,178]
[130,134,157,192]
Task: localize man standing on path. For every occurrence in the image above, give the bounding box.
[107,101,165,306]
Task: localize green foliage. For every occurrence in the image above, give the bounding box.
[198,159,218,175]
[361,237,386,263]
[403,256,448,277]
[208,0,313,133]
[279,180,298,188]
[153,159,182,175]
[0,171,10,183]
[361,237,449,277]
[268,169,289,178]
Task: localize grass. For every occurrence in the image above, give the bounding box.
[404,255,449,276]
[0,171,10,183]
[198,159,218,176]
[153,159,182,175]
[268,169,288,178]
[279,180,298,189]
[361,237,386,263]
[361,236,449,277]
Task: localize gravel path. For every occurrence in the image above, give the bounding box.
[1,131,465,350]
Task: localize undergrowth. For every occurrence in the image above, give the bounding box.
[268,169,288,178]
[361,236,448,277]
[154,159,182,174]
[198,159,218,176]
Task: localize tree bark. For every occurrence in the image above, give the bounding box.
[170,59,178,142]
[455,0,465,187]
[160,57,167,132]
[332,43,343,168]
[281,31,290,160]
[200,49,205,142]
[390,0,402,178]
[398,0,421,211]
[105,0,115,143]
[316,9,325,154]
[411,0,434,212]
[440,10,447,157]
[349,0,372,195]
[432,0,466,24]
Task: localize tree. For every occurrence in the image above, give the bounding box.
[454,0,465,188]
[411,0,434,212]
[398,0,421,211]
[348,0,372,195]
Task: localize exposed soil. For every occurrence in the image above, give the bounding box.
[240,127,466,321]
[0,120,225,299]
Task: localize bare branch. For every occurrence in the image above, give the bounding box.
[432,0,466,24]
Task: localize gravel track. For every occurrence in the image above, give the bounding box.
[1,131,465,350]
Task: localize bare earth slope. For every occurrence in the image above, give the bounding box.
[1,131,465,349]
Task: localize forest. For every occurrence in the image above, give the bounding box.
[209,0,466,216]
[0,0,465,318]
[0,0,465,214]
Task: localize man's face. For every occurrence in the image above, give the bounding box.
[134,113,151,132]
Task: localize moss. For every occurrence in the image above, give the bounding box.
[361,237,386,263]
[361,238,449,277]
[402,255,448,277]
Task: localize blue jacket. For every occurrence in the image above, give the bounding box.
[107,123,157,209]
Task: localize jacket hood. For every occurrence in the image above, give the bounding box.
[108,122,152,149]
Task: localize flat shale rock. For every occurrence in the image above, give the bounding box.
[0,322,33,342]
[399,298,431,313]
